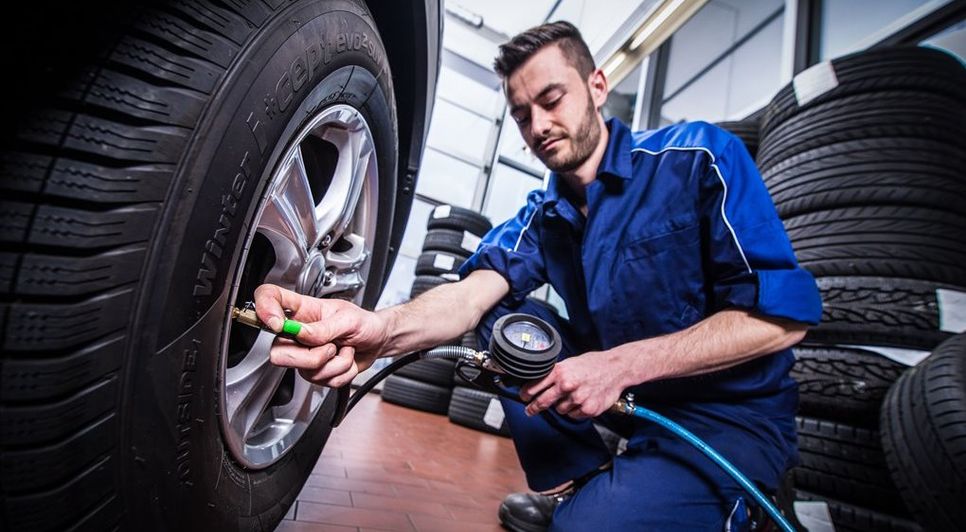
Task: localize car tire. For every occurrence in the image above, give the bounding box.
[792,345,906,426]
[758,91,966,171]
[380,375,452,415]
[810,276,955,350]
[792,417,906,512]
[761,46,966,141]
[409,274,451,299]
[0,1,399,530]
[426,204,492,236]
[447,386,511,437]
[795,490,921,532]
[881,334,966,532]
[715,117,760,160]
[762,137,966,218]
[422,228,481,258]
[394,358,456,388]
[415,251,466,277]
[783,206,966,285]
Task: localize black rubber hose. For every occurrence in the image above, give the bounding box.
[330,345,477,427]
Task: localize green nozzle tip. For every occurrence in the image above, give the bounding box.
[281,319,302,337]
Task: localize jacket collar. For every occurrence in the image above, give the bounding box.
[544,117,633,205]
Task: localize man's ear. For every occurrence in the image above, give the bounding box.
[587,68,609,109]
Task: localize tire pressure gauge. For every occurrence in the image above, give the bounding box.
[489,313,562,379]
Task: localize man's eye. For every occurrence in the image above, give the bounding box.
[545,97,561,108]
[514,114,530,125]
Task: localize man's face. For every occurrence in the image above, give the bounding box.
[505,44,606,173]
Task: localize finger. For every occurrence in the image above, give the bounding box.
[297,310,362,347]
[269,343,337,371]
[521,371,557,402]
[302,346,357,383]
[525,385,563,416]
[326,359,359,388]
[563,405,590,420]
[254,284,312,332]
[554,398,577,416]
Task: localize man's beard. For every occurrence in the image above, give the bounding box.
[538,96,601,173]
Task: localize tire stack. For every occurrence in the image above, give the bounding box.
[756,46,966,532]
[715,115,761,160]
[381,205,492,415]
[449,326,511,437]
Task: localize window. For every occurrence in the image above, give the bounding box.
[664,0,784,96]
[483,163,543,226]
[658,0,786,124]
[415,149,481,208]
[436,67,503,118]
[497,120,545,174]
[425,99,496,166]
[376,254,416,309]
[398,199,434,259]
[661,12,785,123]
[603,61,643,126]
[921,19,966,61]
[819,0,952,60]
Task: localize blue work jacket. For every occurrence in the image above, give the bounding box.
[459,118,822,402]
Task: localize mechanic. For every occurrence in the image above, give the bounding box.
[254,21,822,531]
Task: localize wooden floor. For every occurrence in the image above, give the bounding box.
[274,393,528,532]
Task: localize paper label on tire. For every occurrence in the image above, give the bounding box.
[432,205,451,219]
[793,501,834,532]
[793,60,839,106]
[937,288,966,333]
[841,344,931,366]
[433,254,455,271]
[484,398,505,429]
[461,231,482,253]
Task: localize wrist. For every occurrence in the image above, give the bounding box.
[373,307,400,357]
[609,342,654,389]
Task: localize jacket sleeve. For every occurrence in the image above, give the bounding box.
[700,135,822,324]
[457,190,548,305]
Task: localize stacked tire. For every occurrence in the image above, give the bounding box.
[880,334,966,532]
[382,205,492,415]
[715,115,761,160]
[757,46,966,531]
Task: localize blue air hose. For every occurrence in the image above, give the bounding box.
[626,404,796,532]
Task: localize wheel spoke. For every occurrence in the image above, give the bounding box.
[225,331,289,442]
[259,145,318,248]
[272,375,324,425]
[316,118,374,244]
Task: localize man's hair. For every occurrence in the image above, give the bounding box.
[493,21,596,80]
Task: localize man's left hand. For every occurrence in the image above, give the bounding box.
[520,350,628,419]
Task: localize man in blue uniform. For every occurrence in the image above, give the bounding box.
[255,21,821,531]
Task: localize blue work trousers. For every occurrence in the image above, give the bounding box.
[476,298,797,531]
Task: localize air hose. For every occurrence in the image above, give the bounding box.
[232,307,796,530]
[613,400,796,532]
[331,345,477,426]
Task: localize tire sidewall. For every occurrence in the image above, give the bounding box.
[124,2,396,529]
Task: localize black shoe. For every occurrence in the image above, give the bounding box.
[498,492,564,532]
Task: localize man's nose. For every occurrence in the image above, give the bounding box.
[530,107,552,138]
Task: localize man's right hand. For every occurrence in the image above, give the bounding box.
[253,284,389,388]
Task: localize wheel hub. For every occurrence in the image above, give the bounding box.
[299,250,327,297]
[219,104,379,469]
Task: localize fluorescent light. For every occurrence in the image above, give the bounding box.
[629,0,687,51]
[602,52,627,78]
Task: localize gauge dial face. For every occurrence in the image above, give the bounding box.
[502,321,552,351]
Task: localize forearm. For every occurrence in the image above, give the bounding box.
[611,309,808,387]
[376,269,508,358]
